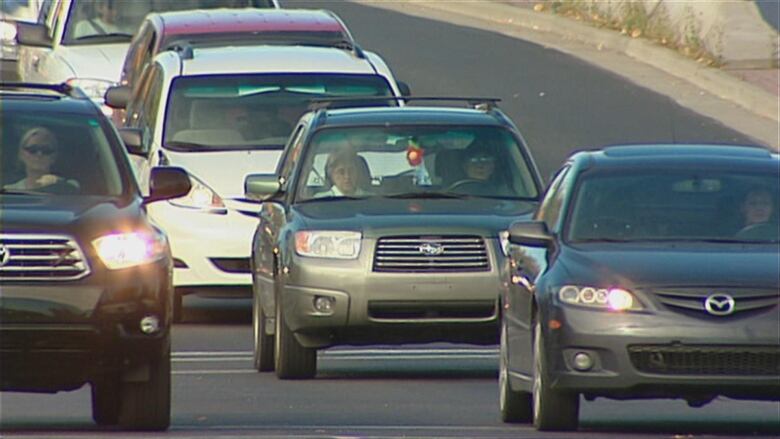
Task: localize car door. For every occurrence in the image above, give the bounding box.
[508,164,572,375]
[256,122,308,318]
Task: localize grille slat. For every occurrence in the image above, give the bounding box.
[0,234,90,281]
[629,345,780,376]
[373,236,489,273]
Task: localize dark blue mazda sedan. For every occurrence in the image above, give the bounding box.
[499,144,779,431]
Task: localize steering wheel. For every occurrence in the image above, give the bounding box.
[38,178,80,195]
[736,222,776,240]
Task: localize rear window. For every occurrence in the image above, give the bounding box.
[63,0,276,44]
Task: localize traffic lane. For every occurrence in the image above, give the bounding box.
[285,0,757,178]
[1,345,779,437]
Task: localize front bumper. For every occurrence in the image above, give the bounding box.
[544,305,780,401]
[147,201,257,291]
[0,259,172,392]
[280,239,507,347]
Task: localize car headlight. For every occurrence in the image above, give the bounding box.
[66,78,116,102]
[93,229,168,270]
[168,174,226,214]
[558,285,643,311]
[0,21,17,44]
[295,231,361,259]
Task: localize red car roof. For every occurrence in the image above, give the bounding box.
[159,9,348,37]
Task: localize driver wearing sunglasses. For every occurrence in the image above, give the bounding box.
[4,126,78,193]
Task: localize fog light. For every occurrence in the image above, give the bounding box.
[572,352,593,371]
[140,315,161,334]
[313,296,334,313]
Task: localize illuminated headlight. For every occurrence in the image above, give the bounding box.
[295,231,361,259]
[0,22,17,43]
[168,174,226,213]
[558,285,642,311]
[498,230,510,256]
[66,78,116,102]
[93,229,167,270]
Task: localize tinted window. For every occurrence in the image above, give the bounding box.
[295,126,539,201]
[566,170,780,243]
[163,74,394,152]
[1,111,127,196]
[62,0,275,44]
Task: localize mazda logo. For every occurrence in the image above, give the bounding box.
[0,244,9,267]
[418,242,444,256]
[704,294,735,316]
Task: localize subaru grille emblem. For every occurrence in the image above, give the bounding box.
[0,244,9,267]
[704,294,735,316]
[418,242,444,256]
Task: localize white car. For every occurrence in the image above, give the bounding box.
[13,0,278,108]
[106,43,409,320]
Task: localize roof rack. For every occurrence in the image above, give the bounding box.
[168,37,362,60]
[0,82,88,99]
[308,96,501,111]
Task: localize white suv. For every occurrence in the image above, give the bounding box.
[106,44,408,320]
[13,0,278,107]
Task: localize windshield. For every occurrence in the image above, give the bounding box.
[163,74,395,152]
[295,126,539,202]
[1,112,127,196]
[566,171,780,243]
[62,0,276,44]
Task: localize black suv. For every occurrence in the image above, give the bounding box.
[0,83,190,430]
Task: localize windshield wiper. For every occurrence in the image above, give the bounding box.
[383,191,470,199]
[73,32,133,41]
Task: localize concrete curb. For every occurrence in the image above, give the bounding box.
[363,0,778,125]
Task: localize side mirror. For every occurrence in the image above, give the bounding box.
[144,167,191,204]
[397,80,411,97]
[117,127,149,157]
[104,85,130,109]
[508,220,553,247]
[245,174,281,201]
[15,21,51,48]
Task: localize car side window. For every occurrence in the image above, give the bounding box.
[45,0,63,39]
[278,125,307,189]
[125,64,154,128]
[138,66,164,143]
[536,166,571,231]
[129,25,157,86]
[123,23,153,85]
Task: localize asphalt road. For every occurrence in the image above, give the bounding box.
[1,1,776,438]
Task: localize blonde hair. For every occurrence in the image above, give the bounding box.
[20,126,59,149]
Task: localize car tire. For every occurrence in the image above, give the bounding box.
[499,317,532,423]
[532,317,579,431]
[253,291,275,372]
[91,375,120,426]
[274,292,316,379]
[117,343,171,431]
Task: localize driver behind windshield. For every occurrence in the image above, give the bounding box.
[4,126,79,193]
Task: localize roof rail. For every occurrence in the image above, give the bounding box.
[0,82,88,99]
[308,96,501,111]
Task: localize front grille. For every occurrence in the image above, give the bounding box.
[629,345,780,376]
[0,234,90,281]
[210,257,251,274]
[373,236,489,273]
[655,289,778,316]
[368,300,496,320]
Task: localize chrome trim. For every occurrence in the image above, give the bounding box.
[0,233,91,281]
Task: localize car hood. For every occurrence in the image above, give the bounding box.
[293,198,537,238]
[165,149,282,199]
[57,43,129,81]
[558,244,780,289]
[0,194,142,239]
